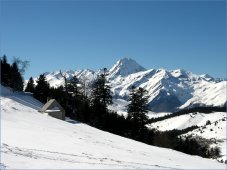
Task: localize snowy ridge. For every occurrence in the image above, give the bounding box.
[32,58,226,113]
[0,85,225,169]
[181,117,227,162]
[149,112,226,131]
[108,57,146,79]
[148,111,226,162]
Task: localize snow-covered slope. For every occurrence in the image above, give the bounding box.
[0,85,225,169]
[149,112,226,131]
[181,116,226,162]
[32,58,226,113]
[148,111,226,162]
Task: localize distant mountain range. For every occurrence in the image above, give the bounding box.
[32,58,226,113]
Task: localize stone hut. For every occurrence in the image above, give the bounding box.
[39,99,65,120]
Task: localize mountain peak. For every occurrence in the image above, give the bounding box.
[108,58,146,78]
[118,57,136,63]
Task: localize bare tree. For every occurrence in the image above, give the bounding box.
[12,57,30,75]
[59,70,68,91]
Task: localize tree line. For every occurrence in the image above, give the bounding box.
[149,106,226,124]
[1,55,24,91]
[24,68,150,134]
[1,55,221,160]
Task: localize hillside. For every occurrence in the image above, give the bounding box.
[31,58,226,113]
[181,116,226,163]
[0,85,225,169]
[148,111,226,162]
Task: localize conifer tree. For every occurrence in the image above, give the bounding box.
[90,69,112,126]
[34,74,50,103]
[127,86,149,130]
[67,75,81,98]
[9,61,24,91]
[91,73,112,113]
[25,77,35,93]
[67,75,83,116]
[1,56,26,91]
[1,55,11,86]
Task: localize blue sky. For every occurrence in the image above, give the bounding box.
[1,0,226,79]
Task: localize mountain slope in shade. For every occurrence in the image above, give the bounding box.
[31,58,226,113]
[0,85,225,169]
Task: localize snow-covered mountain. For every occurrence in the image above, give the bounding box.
[31,58,226,113]
[108,58,146,79]
[0,85,225,169]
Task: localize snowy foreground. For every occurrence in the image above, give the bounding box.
[0,87,226,169]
